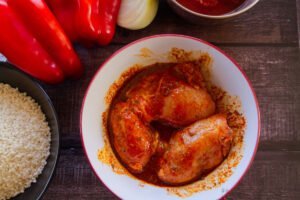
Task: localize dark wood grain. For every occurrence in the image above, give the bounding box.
[227,151,300,199]
[43,149,300,200]
[297,0,300,47]
[43,149,118,200]
[112,0,298,45]
[27,0,300,199]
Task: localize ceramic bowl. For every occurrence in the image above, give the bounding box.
[81,34,260,200]
[167,0,260,23]
[0,63,60,200]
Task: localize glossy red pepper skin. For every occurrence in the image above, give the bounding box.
[97,0,121,45]
[0,0,83,84]
[76,0,100,42]
[45,0,79,41]
[46,0,121,46]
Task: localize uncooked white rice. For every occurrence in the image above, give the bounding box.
[0,83,50,200]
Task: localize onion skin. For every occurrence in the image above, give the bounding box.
[117,0,159,30]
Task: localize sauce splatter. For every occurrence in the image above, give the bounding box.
[99,48,246,197]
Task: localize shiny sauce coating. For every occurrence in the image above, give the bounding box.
[107,63,217,186]
[108,63,175,186]
[176,0,246,15]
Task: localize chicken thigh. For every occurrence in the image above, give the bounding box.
[109,102,159,173]
[158,79,215,127]
[109,62,219,175]
[125,66,215,127]
[158,114,232,185]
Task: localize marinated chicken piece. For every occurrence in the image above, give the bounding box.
[158,78,215,127]
[126,71,162,98]
[109,62,218,175]
[110,102,159,173]
[158,114,232,185]
[125,73,162,123]
[126,67,215,127]
[173,62,206,89]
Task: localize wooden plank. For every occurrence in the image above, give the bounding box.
[42,149,300,200]
[227,151,300,200]
[112,0,298,45]
[297,0,300,47]
[43,149,118,200]
[42,45,300,150]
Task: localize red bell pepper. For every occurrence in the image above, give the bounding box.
[46,0,121,46]
[97,0,121,45]
[0,0,83,84]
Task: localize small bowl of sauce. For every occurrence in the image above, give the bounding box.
[168,0,259,23]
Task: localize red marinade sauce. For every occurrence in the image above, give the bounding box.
[176,0,246,15]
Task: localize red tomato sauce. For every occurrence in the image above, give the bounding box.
[176,0,246,15]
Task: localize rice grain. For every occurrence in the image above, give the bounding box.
[0,83,50,200]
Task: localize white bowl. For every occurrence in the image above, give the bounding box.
[80,34,260,200]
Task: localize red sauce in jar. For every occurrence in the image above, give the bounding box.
[176,0,246,15]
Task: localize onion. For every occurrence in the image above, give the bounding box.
[117,0,159,30]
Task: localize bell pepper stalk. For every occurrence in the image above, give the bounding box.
[0,0,83,84]
[46,0,121,46]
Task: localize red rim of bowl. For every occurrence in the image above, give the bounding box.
[80,34,261,200]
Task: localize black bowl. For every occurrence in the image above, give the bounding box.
[0,62,59,200]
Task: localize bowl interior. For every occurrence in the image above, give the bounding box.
[0,63,59,200]
[81,35,259,200]
[171,0,260,19]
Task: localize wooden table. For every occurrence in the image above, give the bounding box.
[40,0,300,199]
